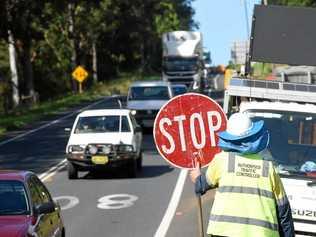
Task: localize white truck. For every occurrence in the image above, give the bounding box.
[162,31,204,89]
[223,77,316,237]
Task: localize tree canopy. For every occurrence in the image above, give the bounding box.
[0,0,197,112]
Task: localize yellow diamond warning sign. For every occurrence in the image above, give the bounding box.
[72,66,88,83]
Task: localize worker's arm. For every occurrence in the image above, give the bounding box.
[194,173,212,195]
[271,166,295,237]
[190,156,220,195]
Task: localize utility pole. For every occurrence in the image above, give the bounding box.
[262,0,268,5]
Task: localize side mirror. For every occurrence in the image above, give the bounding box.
[64,128,71,132]
[135,126,142,133]
[35,202,55,215]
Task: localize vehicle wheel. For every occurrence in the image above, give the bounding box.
[127,160,137,178]
[68,161,78,179]
[137,152,143,171]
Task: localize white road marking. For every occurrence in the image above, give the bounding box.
[39,159,67,182]
[0,97,109,147]
[154,169,188,237]
[53,196,80,210]
[97,194,138,209]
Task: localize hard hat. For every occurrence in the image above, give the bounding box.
[218,113,264,141]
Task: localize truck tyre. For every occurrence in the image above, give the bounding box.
[137,152,143,171]
[68,161,78,179]
[128,160,137,178]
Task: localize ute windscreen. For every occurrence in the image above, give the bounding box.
[250,5,316,66]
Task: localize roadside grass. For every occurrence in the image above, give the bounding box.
[0,72,160,137]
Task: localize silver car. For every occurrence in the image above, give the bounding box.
[126,81,173,128]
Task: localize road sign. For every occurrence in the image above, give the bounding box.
[153,93,227,169]
[72,66,88,83]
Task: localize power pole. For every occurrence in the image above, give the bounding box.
[262,0,268,5]
[243,0,250,37]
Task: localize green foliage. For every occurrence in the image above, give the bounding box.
[0,0,197,115]
[269,0,316,6]
[154,2,180,36]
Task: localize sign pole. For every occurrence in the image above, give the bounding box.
[78,82,82,94]
[197,194,204,237]
[195,158,204,237]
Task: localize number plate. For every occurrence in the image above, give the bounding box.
[92,156,108,165]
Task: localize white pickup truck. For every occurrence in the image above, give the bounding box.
[224,77,316,236]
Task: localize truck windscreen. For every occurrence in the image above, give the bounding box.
[247,110,316,178]
[164,57,198,72]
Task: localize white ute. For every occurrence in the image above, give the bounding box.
[65,109,142,179]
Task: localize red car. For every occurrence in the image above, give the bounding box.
[0,170,65,237]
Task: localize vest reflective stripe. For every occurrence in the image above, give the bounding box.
[262,160,269,177]
[218,185,274,199]
[228,152,235,172]
[210,214,279,231]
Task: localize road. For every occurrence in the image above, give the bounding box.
[0,95,219,237]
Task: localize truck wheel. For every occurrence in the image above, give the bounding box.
[68,161,78,179]
[137,152,143,171]
[127,160,137,178]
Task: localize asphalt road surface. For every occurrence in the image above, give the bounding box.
[0,95,218,237]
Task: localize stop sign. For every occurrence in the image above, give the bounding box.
[153,93,227,169]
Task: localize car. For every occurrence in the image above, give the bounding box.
[65,109,143,179]
[126,81,173,127]
[171,84,188,96]
[0,170,65,237]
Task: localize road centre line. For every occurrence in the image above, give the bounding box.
[0,97,109,147]
[39,159,67,182]
[154,169,188,237]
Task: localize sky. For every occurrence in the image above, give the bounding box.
[192,0,261,65]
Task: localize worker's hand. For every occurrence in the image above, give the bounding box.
[189,161,201,183]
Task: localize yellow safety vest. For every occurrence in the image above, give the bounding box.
[205,151,287,237]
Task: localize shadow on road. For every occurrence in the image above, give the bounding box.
[79,165,174,180]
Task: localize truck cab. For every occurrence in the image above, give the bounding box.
[162,31,204,89]
[223,77,316,236]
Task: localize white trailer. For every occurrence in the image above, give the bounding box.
[162,31,204,89]
[224,77,316,237]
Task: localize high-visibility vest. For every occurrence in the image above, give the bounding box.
[205,151,287,237]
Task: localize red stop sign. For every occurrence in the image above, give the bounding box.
[153,93,227,169]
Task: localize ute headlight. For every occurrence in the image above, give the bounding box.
[88,145,98,155]
[68,145,85,153]
[102,145,111,155]
[118,145,134,152]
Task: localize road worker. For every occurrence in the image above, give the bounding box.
[190,112,294,237]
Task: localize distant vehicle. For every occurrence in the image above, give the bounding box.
[171,84,188,96]
[126,81,173,128]
[65,109,143,179]
[162,31,204,89]
[0,170,65,237]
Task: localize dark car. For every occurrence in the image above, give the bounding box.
[0,170,65,237]
[171,84,188,96]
